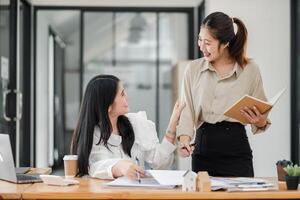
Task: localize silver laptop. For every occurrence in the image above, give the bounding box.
[0,134,42,183]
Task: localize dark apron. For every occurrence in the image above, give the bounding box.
[192,121,254,177]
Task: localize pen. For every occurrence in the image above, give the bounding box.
[180,142,196,148]
[190,143,196,147]
[180,143,196,155]
[135,157,141,184]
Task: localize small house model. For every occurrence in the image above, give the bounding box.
[182,170,197,192]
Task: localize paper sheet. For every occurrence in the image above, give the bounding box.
[104,176,175,189]
[147,170,186,185]
[105,170,186,188]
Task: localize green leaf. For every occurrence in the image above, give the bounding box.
[284,164,300,176]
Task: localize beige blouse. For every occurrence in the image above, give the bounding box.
[177,58,270,139]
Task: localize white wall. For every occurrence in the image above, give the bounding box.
[205,0,290,177]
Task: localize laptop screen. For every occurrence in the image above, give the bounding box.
[0,134,18,182]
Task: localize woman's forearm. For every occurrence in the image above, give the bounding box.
[164,123,177,144]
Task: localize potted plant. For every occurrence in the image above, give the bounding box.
[283,164,300,190]
[276,159,292,181]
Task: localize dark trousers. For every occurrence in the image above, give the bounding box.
[192,121,254,177]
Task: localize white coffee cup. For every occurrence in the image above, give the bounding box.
[63,155,78,178]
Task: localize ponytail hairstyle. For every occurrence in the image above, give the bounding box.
[70,74,135,177]
[201,11,249,67]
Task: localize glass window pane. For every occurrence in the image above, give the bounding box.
[115,12,157,122]
[0,0,10,134]
[83,12,114,90]
[158,13,188,139]
[83,12,157,124]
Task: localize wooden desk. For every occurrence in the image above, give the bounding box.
[0,180,31,199]
[27,168,52,175]
[22,177,300,200]
[0,168,51,199]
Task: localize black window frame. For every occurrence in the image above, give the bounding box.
[291,0,299,164]
[0,0,32,166]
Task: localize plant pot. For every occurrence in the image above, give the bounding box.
[277,165,287,181]
[285,176,299,190]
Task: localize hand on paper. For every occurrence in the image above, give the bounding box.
[112,160,145,180]
[240,106,268,128]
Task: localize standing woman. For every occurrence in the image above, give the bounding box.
[71,74,185,179]
[177,12,270,177]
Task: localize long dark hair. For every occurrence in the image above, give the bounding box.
[202,11,248,67]
[71,74,135,177]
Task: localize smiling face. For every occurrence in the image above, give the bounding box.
[108,82,129,117]
[198,27,228,63]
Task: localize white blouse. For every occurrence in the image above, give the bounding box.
[88,111,176,179]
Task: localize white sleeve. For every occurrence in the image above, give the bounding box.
[89,127,122,179]
[143,138,176,169]
[89,158,121,179]
[127,112,176,169]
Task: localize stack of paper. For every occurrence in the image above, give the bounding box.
[210,177,277,192]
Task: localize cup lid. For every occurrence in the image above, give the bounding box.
[63,155,78,160]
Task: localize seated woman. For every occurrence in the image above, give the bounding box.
[71,74,185,180]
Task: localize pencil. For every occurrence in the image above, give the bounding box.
[135,157,141,184]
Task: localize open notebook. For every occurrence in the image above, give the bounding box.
[104,170,186,189]
[224,88,286,124]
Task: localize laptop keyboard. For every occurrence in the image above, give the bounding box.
[17,174,40,181]
[16,174,41,181]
